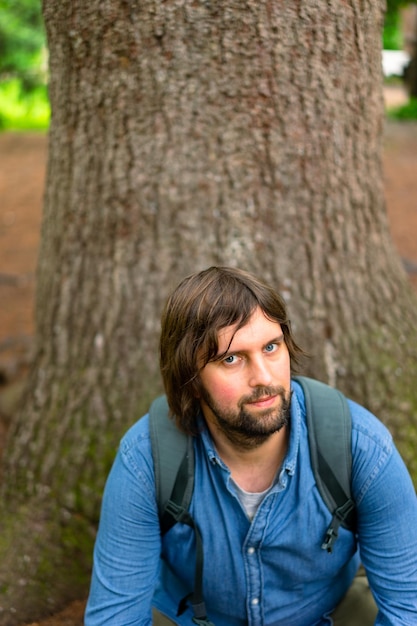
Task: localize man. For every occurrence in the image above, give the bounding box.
[85,266,417,625]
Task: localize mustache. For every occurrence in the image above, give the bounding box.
[238,385,287,407]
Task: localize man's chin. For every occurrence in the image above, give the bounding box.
[239,408,288,433]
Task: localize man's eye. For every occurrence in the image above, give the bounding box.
[265,343,277,353]
[223,355,238,365]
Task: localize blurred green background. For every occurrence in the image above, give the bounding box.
[0,0,49,130]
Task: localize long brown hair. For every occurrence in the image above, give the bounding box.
[159,266,304,435]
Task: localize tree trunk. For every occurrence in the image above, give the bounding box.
[1,0,417,623]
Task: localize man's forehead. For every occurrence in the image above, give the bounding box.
[216,308,282,352]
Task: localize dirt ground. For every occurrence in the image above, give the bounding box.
[0,90,417,624]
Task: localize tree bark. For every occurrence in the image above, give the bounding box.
[1,0,417,623]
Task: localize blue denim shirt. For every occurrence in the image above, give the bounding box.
[85,381,417,625]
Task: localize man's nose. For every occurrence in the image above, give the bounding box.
[248,356,273,388]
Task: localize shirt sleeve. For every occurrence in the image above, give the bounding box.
[85,422,160,626]
[351,405,417,624]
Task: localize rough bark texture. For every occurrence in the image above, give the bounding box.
[1,0,417,623]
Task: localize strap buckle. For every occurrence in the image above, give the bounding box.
[321,498,355,553]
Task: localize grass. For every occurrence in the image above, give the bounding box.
[0,78,50,131]
[388,97,417,121]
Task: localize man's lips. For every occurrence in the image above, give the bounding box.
[246,394,278,408]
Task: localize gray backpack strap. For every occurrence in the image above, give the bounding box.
[293,376,356,552]
[149,396,214,625]
[149,395,194,533]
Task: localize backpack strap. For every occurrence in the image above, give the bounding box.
[292,376,356,553]
[149,396,214,626]
[149,395,195,533]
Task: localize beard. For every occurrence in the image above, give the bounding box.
[199,384,291,450]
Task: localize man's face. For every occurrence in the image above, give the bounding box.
[198,306,292,448]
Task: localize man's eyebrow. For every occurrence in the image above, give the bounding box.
[215,333,285,359]
[262,334,284,348]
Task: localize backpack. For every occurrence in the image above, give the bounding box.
[149,376,356,626]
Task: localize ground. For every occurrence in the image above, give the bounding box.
[0,89,416,624]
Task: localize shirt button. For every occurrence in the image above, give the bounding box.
[247,546,255,555]
[251,598,259,606]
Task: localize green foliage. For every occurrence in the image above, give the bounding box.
[383,0,416,50]
[0,1,49,130]
[383,8,403,50]
[0,0,46,89]
[387,96,417,119]
[386,0,409,13]
[0,77,50,129]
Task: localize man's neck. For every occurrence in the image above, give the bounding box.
[210,426,289,493]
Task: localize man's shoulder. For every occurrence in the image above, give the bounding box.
[119,412,152,458]
[347,399,393,452]
[347,398,397,502]
[118,409,202,468]
[292,377,393,452]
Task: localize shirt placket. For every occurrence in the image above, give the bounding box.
[243,492,277,626]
